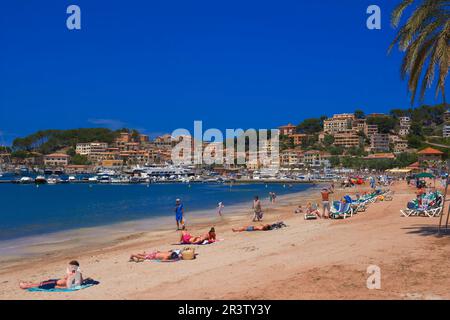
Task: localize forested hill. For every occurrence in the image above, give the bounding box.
[11,128,122,154]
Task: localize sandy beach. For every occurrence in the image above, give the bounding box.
[0,180,449,300]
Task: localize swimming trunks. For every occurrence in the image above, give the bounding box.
[175,204,183,222]
[38,280,58,290]
[246,226,254,232]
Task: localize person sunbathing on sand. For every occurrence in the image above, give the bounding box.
[233,225,271,232]
[233,222,286,232]
[20,260,83,290]
[180,228,216,244]
[129,250,180,262]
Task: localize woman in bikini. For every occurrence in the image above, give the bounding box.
[129,250,179,262]
[180,228,216,244]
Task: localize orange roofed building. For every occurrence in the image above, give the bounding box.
[364,153,396,160]
[278,123,296,136]
[417,147,444,166]
[44,153,70,167]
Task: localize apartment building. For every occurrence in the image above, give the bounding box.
[370,133,390,152]
[398,116,411,137]
[278,123,296,136]
[323,114,355,134]
[334,130,362,148]
[139,134,149,144]
[290,133,307,146]
[364,124,378,138]
[443,124,450,138]
[120,150,153,165]
[393,139,408,153]
[302,150,331,167]
[75,142,108,156]
[153,134,173,150]
[444,109,450,123]
[280,149,302,167]
[44,153,70,167]
[352,118,366,133]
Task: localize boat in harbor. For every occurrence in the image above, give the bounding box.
[18,176,34,184]
[98,175,112,183]
[35,175,47,184]
[88,176,98,183]
[47,175,61,184]
[132,164,196,178]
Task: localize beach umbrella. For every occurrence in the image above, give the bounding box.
[415,172,434,179]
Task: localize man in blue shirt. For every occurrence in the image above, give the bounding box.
[175,198,185,230]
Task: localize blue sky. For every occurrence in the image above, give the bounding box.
[0,0,448,145]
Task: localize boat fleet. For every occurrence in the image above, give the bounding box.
[11,165,201,185]
[2,164,348,185]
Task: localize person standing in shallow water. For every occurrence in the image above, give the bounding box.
[217,202,224,216]
[175,198,185,230]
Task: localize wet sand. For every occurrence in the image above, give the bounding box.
[0,181,449,300]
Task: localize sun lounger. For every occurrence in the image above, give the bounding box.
[343,195,366,213]
[304,213,318,220]
[400,192,443,217]
[330,201,353,219]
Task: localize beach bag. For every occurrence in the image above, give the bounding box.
[182,247,195,260]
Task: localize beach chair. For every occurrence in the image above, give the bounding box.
[330,201,353,219]
[343,195,366,213]
[400,194,443,217]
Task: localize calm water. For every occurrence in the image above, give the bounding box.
[0,183,316,241]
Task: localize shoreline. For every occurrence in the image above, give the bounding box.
[0,184,324,266]
[1,181,449,300]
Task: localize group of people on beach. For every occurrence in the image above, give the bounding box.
[19,183,344,291]
[293,185,335,219]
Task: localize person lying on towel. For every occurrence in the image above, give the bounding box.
[129,250,181,262]
[232,221,286,232]
[179,227,216,244]
[20,260,83,290]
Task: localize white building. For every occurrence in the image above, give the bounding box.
[443,124,450,138]
[398,117,411,137]
[76,142,108,155]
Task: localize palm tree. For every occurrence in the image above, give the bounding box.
[389,0,449,105]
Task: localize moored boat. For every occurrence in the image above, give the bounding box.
[35,175,47,184]
[18,176,34,184]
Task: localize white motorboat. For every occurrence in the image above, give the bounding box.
[47,175,60,184]
[18,176,34,184]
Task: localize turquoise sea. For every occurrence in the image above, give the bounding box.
[0,182,317,242]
